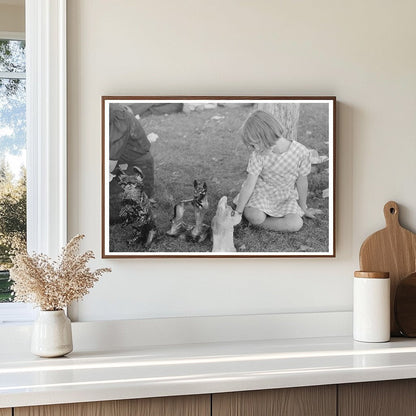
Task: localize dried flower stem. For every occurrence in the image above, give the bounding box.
[10,235,111,310]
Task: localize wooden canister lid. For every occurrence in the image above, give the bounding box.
[354,271,390,279]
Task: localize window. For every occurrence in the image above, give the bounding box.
[0,34,26,305]
[0,32,34,323]
[0,0,67,324]
[0,32,34,322]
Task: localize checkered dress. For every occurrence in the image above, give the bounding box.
[246,141,311,217]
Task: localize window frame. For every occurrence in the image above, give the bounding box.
[0,0,67,323]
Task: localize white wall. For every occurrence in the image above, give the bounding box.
[67,0,416,322]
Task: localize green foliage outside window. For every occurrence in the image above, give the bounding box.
[0,38,26,303]
[0,162,26,302]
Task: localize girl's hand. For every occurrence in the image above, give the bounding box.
[303,207,323,219]
[231,210,243,219]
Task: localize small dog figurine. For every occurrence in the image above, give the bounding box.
[211,196,241,252]
[167,180,209,242]
[117,166,156,248]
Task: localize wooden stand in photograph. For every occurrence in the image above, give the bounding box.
[359,201,416,336]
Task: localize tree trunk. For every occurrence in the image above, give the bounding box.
[257,103,300,141]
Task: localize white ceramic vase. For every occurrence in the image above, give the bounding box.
[31,310,73,357]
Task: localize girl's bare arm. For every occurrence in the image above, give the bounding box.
[296,175,315,218]
[235,173,258,214]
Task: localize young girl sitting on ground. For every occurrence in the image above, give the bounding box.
[234,110,315,232]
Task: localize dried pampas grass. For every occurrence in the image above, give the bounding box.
[10,234,111,311]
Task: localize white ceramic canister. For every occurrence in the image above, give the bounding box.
[353,271,390,343]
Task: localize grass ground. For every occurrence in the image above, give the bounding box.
[110,103,330,253]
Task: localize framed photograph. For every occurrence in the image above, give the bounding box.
[102,96,336,258]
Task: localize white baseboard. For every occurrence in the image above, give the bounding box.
[0,311,352,353]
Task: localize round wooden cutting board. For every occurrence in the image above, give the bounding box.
[395,272,416,337]
[359,201,416,336]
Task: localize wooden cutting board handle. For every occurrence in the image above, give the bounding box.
[384,201,400,229]
[359,201,416,336]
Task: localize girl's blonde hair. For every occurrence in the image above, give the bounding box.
[241,110,285,152]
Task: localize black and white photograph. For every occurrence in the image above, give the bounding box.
[102,97,335,257]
